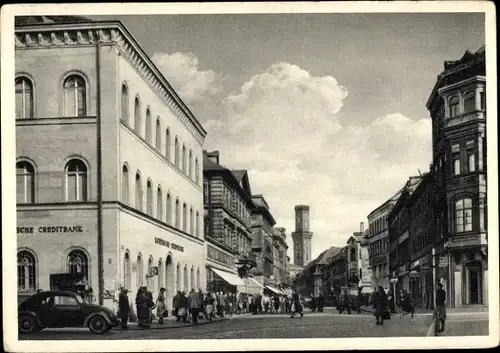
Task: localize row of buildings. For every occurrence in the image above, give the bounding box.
[14,17,293,309]
[293,46,488,310]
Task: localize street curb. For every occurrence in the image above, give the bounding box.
[119,318,229,331]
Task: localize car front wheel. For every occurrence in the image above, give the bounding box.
[88,315,110,334]
[19,315,40,334]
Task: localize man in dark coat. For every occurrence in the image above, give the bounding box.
[373,286,388,325]
[198,289,207,320]
[118,288,130,329]
[144,286,154,324]
[173,291,181,322]
[290,290,304,318]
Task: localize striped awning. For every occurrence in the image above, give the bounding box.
[265,284,283,295]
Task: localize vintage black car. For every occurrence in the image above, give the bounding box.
[18,290,119,334]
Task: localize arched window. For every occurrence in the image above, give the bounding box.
[67,249,89,281]
[121,83,129,123]
[155,118,161,150]
[147,256,153,288]
[63,74,86,117]
[15,77,34,119]
[135,172,143,211]
[134,96,141,134]
[123,252,131,290]
[17,250,36,292]
[145,108,152,144]
[65,159,88,201]
[190,267,194,291]
[157,186,163,220]
[449,96,459,118]
[196,268,200,290]
[166,129,171,160]
[16,161,35,204]
[166,193,172,225]
[183,265,188,291]
[137,254,143,287]
[158,258,164,291]
[195,157,199,183]
[182,144,187,172]
[195,211,200,238]
[176,263,181,292]
[455,198,473,233]
[146,179,153,215]
[188,150,193,178]
[190,207,194,235]
[175,199,180,228]
[183,203,187,232]
[121,164,129,205]
[175,137,180,166]
[464,90,476,113]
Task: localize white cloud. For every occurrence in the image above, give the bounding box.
[167,58,432,261]
[152,52,223,106]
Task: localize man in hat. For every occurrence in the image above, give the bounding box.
[118,287,130,329]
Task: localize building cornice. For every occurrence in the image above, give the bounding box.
[437,75,486,96]
[15,21,207,144]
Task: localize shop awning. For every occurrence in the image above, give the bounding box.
[210,267,245,286]
[265,284,284,295]
[247,277,265,288]
[237,277,264,295]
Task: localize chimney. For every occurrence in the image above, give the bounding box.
[206,150,220,165]
[360,222,364,233]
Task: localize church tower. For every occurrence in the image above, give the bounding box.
[291,205,313,266]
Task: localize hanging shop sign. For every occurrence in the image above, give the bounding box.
[154,237,184,252]
[17,225,84,234]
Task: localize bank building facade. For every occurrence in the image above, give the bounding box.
[15,18,207,309]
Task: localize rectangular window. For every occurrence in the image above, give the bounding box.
[480,92,486,110]
[468,152,476,172]
[452,153,461,175]
[203,181,209,204]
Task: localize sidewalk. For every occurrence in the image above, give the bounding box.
[119,315,228,330]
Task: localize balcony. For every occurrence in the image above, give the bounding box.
[445,110,485,128]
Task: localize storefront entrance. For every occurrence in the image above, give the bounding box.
[467,261,482,304]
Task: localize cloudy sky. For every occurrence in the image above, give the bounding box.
[92,12,484,261]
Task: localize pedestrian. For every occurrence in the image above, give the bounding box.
[173,290,181,321]
[217,291,225,317]
[198,288,207,320]
[156,287,167,324]
[180,290,189,323]
[205,292,216,321]
[373,286,388,326]
[290,290,304,319]
[118,287,130,329]
[188,288,202,325]
[435,282,447,332]
[143,286,154,324]
[135,288,152,328]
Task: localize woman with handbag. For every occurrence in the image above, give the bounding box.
[156,287,167,324]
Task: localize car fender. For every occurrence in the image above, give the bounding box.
[17,310,42,326]
[84,311,112,326]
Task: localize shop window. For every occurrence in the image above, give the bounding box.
[17,250,36,292]
[121,164,129,205]
[463,90,476,113]
[65,159,88,202]
[15,76,34,119]
[147,180,155,215]
[449,96,459,117]
[145,107,152,144]
[155,118,161,150]
[455,198,473,233]
[123,251,131,290]
[67,249,89,281]
[63,74,86,117]
[134,96,141,134]
[16,161,35,204]
[165,128,171,160]
[120,83,129,123]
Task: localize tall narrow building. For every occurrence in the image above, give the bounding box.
[291,205,313,266]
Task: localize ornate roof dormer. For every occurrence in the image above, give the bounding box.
[15,21,207,144]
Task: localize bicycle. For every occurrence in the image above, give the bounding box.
[433,307,446,336]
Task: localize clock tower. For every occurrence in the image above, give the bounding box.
[291,205,313,267]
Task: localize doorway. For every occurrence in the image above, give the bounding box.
[467,261,482,304]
